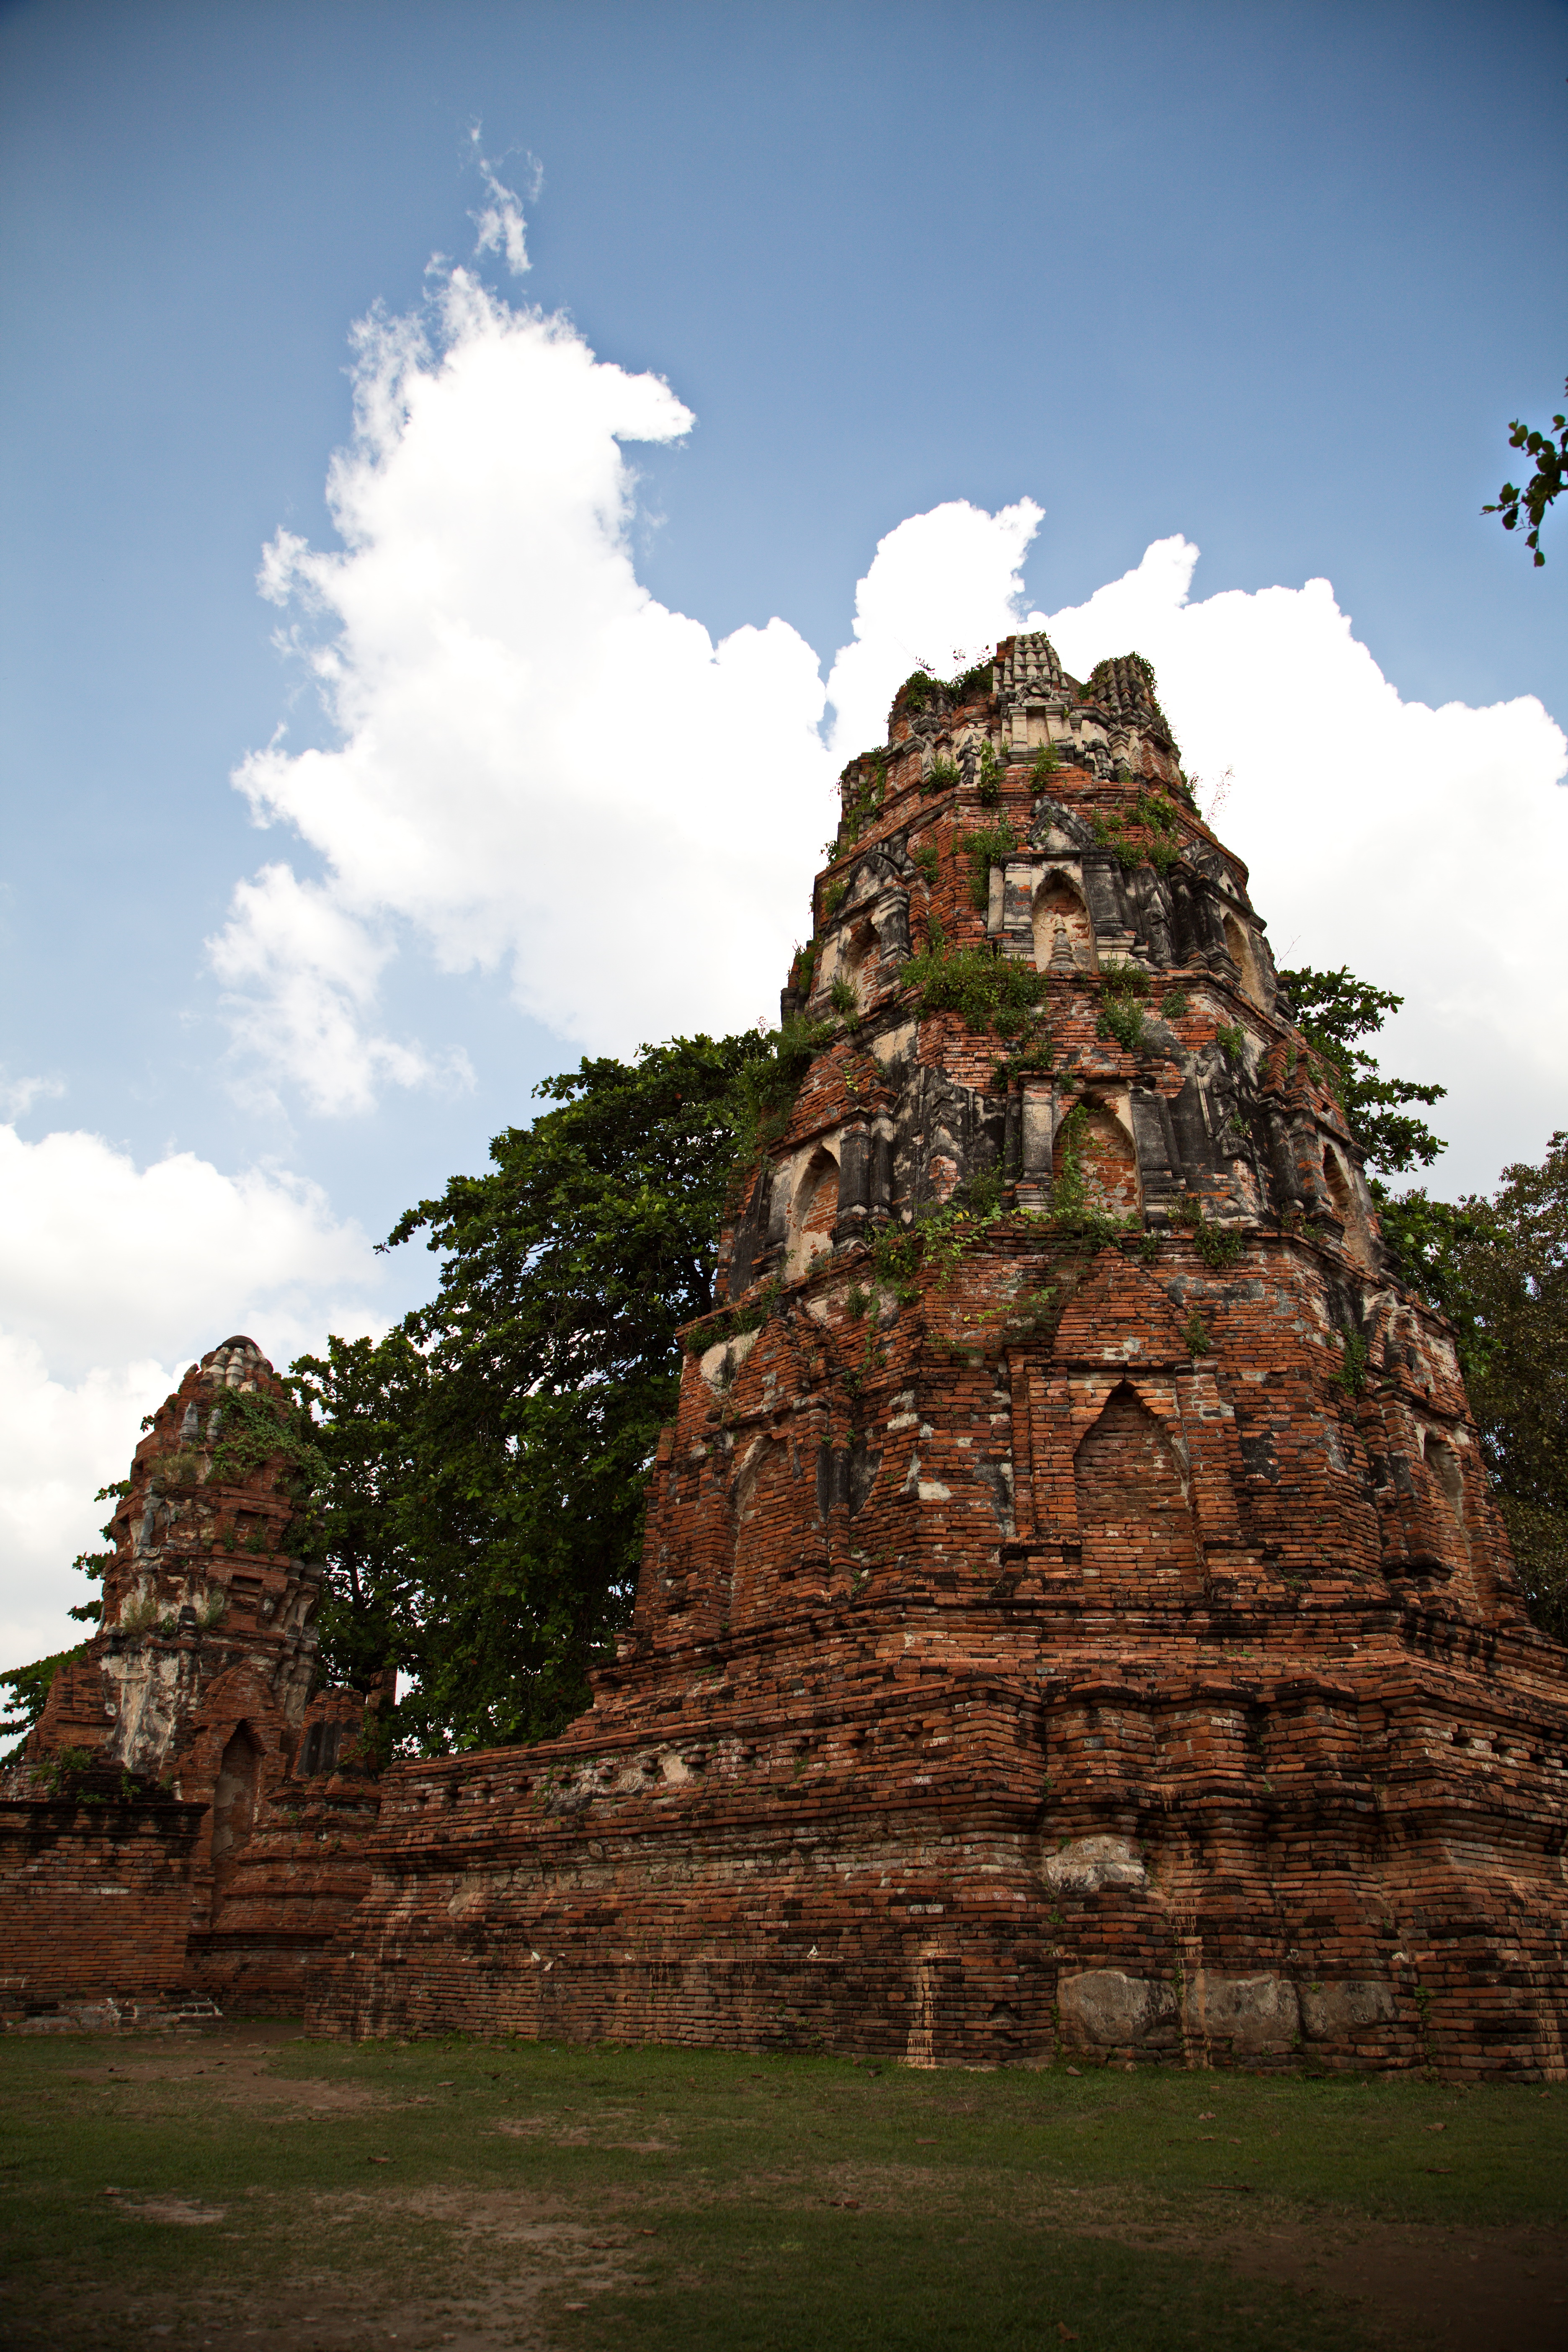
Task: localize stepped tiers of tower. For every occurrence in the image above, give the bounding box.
[0,1340,379,2026]
[300,635,1568,2079]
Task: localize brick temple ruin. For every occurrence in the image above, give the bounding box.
[0,1339,378,2024]
[7,634,1568,2071]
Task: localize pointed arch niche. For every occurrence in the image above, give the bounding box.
[1032,872,1096,972]
[211,1722,261,1907]
[784,1143,840,1281]
[1422,1429,1465,1522]
[1073,1381,1199,1599]
[837,914,880,1011]
[1321,1144,1373,1269]
[730,1434,813,1630]
[1055,1101,1142,1220]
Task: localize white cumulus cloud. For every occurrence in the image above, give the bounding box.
[823,498,1044,761]
[0,1124,383,1670]
[209,862,472,1116]
[211,266,834,1105]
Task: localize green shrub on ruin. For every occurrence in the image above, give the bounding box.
[960,819,1016,910]
[1097,961,1151,1054]
[1173,1194,1248,1268]
[900,931,1047,1037]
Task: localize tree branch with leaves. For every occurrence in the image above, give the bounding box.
[1483,377,1566,565]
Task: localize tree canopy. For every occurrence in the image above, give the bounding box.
[1377,1140,1568,1643]
[1279,963,1446,1176]
[293,1031,768,1754]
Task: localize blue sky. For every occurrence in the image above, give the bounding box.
[2,0,1565,1663]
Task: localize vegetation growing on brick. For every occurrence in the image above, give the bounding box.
[731,1014,841,1157]
[975,739,1006,806]
[991,1037,1055,1091]
[1173,1194,1248,1267]
[959,819,1016,910]
[683,1278,783,1357]
[900,931,1048,1036]
[1096,961,1151,1054]
[833,754,887,857]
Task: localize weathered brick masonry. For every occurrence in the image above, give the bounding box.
[1,1339,377,2023]
[309,637,1568,2077]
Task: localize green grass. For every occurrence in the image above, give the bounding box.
[1,2027,1563,2349]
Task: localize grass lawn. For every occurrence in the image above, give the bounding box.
[1,2022,1564,2352]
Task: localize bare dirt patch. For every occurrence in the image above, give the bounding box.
[102,2191,228,2226]
[18,2190,644,2352]
[492,2117,676,2151]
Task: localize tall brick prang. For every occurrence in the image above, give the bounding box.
[308,635,1568,2076]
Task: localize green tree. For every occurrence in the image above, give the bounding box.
[1280,964,1447,1175]
[0,1647,84,1758]
[1385,1139,1568,1643]
[296,1032,768,1754]
[286,1328,431,1723]
[1281,970,1566,1640]
[1483,378,1567,565]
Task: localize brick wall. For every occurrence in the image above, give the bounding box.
[0,1777,206,2016]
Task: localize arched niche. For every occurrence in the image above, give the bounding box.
[1321,1145,1372,1269]
[1032,872,1096,973]
[1221,910,1266,1007]
[1422,1430,1466,1523]
[730,1435,798,1631]
[211,1722,261,1898]
[1073,1380,1199,1597]
[784,1143,840,1281]
[838,914,879,1009]
[1055,1101,1142,1221]
[297,1717,343,1778]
